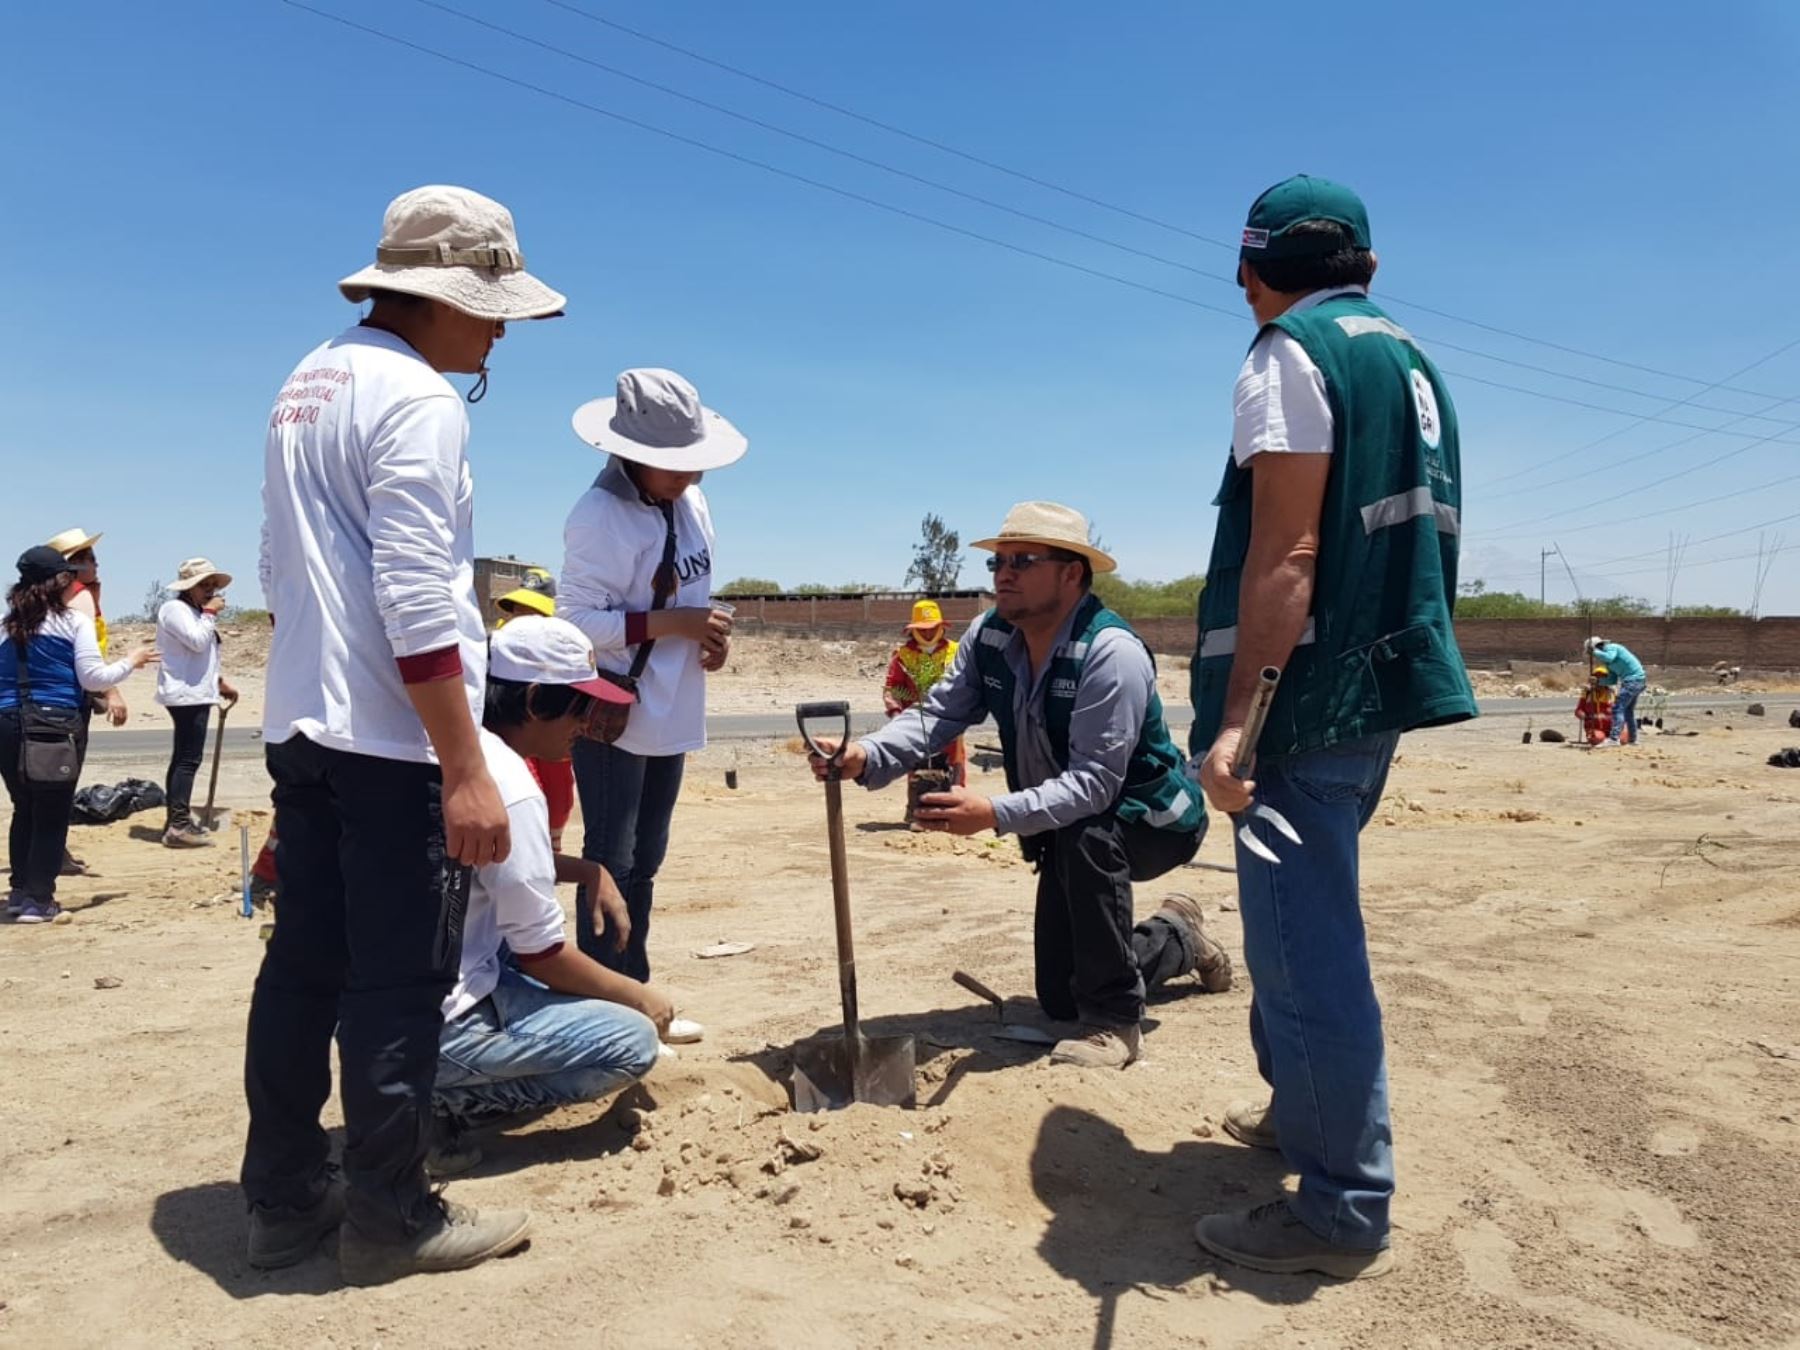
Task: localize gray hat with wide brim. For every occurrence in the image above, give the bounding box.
[571,368,748,472]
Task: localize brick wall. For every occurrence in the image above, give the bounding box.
[731,592,993,638]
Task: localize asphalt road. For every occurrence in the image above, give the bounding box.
[82,694,1789,763]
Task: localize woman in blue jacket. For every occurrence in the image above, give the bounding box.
[3,547,157,922]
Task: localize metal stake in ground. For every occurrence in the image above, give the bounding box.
[1231,666,1303,865]
[791,700,916,1111]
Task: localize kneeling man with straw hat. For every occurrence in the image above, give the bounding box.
[809,502,1231,1068]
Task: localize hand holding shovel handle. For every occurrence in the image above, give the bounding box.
[1231,667,1303,864]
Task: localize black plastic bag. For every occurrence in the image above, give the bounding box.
[72,778,167,824]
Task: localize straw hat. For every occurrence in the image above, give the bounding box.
[572,368,748,472]
[907,599,946,631]
[46,527,102,558]
[338,185,566,323]
[971,502,1116,573]
[167,557,233,595]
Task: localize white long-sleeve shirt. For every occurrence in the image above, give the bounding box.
[154,599,221,707]
[259,325,486,763]
[561,457,715,757]
[0,609,133,712]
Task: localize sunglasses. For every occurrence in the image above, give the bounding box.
[985,551,1068,574]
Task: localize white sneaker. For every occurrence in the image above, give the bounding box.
[665,1017,705,1045]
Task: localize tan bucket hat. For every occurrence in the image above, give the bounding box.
[338,185,566,322]
[572,368,748,472]
[167,557,233,595]
[46,527,103,558]
[971,501,1117,573]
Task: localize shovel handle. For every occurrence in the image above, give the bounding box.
[200,700,230,826]
[799,701,862,1039]
[1231,666,1283,782]
[795,701,853,779]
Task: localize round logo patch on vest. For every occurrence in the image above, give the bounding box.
[1411,368,1442,449]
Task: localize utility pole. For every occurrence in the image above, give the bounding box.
[1539,546,1558,606]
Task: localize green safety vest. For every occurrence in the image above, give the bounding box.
[1191,292,1478,757]
[972,594,1202,836]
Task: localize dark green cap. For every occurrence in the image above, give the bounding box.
[1239,175,1371,261]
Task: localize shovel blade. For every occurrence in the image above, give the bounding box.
[791,1032,917,1113]
[1236,818,1282,865]
[1254,803,1303,847]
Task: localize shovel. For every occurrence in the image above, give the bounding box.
[1231,666,1303,865]
[791,701,917,1111]
[198,700,232,833]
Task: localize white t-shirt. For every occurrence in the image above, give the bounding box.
[1230,286,1365,467]
[561,457,716,757]
[443,730,568,1022]
[154,600,221,707]
[259,326,487,763]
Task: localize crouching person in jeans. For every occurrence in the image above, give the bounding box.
[433,616,673,1169]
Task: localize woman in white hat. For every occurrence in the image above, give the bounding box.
[154,558,240,848]
[561,368,748,983]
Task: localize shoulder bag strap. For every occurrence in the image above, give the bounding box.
[626,501,680,683]
[14,638,33,706]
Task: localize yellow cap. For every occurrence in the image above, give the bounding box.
[497,587,555,618]
[907,599,944,630]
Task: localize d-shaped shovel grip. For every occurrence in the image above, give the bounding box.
[796,700,853,780]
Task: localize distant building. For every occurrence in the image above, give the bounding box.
[474,555,544,627]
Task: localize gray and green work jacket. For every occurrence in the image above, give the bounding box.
[1191,290,1478,757]
[858,594,1201,840]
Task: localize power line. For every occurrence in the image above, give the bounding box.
[472,0,1800,431]
[275,0,1248,325]
[1474,507,1800,584]
[314,0,1800,450]
[537,0,1795,404]
[1473,467,1800,546]
[1477,334,1800,491]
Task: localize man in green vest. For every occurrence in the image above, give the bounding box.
[809,501,1232,1069]
[1188,176,1477,1281]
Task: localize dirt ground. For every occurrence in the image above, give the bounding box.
[3,665,1799,1348]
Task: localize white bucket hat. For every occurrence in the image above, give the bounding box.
[338,185,566,322]
[571,368,748,472]
[971,501,1117,573]
[168,557,233,595]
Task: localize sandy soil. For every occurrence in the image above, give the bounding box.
[4,671,1799,1348]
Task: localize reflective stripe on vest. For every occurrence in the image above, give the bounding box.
[1361,487,1460,537]
[1196,617,1316,661]
[1140,787,1196,829]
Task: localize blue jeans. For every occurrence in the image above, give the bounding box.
[1610,676,1646,743]
[1234,731,1400,1251]
[570,738,685,980]
[435,967,659,1121]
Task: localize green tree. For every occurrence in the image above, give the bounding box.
[1091,573,1207,620]
[904,514,963,592]
[716,577,783,596]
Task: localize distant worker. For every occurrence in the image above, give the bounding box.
[882,598,967,824]
[1188,176,1476,1280]
[154,557,241,848]
[493,567,574,852]
[1584,637,1646,746]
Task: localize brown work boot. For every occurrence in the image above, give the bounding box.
[1195,1199,1392,1279]
[339,1197,532,1287]
[1223,1098,1280,1151]
[1049,1023,1142,1069]
[1154,892,1233,993]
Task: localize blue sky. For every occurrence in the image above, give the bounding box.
[4,0,1799,618]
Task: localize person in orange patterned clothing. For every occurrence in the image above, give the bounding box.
[883,600,966,824]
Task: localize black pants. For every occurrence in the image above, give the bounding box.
[163,704,211,829]
[0,711,77,903]
[241,736,471,1239]
[1031,813,1202,1028]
